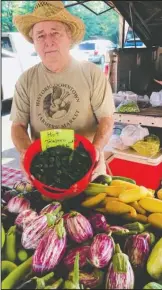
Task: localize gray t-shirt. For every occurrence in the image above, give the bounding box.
[10,57,115,142]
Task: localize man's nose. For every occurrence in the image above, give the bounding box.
[45,34,55,47]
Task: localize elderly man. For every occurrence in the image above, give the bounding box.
[10,1,115,180]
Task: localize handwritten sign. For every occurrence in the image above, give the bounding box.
[40,129,74,151]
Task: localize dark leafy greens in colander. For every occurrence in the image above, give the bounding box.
[30,143,92,189]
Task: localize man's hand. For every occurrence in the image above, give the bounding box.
[91,150,107,182]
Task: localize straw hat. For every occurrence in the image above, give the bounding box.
[13,1,85,45]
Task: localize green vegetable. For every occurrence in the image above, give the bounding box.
[5,225,16,262]
[2,256,33,289]
[45,278,64,289]
[92,174,112,185]
[147,238,162,280]
[2,260,17,278]
[111,176,136,184]
[117,101,140,113]
[123,222,151,234]
[2,224,5,248]
[17,249,28,262]
[16,272,54,289]
[64,253,80,289]
[143,282,162,289]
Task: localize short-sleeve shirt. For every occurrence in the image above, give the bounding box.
[10,57,115,142]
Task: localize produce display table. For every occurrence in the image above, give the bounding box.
[114,107,162,128]
[1,166,26,188]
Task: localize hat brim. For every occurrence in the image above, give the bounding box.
[13,9,85,45]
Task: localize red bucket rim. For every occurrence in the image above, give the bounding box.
[23,134,97,197]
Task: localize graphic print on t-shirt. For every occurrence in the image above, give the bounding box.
[43,85,71,119]
[36,84,80,129]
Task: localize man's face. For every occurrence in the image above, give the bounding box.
[32,21,72,63]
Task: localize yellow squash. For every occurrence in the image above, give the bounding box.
[105,186,126,197]
[101,196,119,206]
[81,192,106,208]
[147,189,155,197]
[122,213,148,223]
[129,201,147,215]
[139,197,162,213]
[111,179,139,190]
[157,189,162,200]
[148,213,162,229]
[105,200,137,217]
[84,183,125,197]
[119,186,148,203]
[95,207,108,214]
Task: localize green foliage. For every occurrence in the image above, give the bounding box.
[2,1,119,44]
[2,1,36,32]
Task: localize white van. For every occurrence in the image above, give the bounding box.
[2,32,40,100]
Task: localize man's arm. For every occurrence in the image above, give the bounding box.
[11,122,32,156]
[92,116,114,154]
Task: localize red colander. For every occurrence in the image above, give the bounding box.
[23,134,97,200]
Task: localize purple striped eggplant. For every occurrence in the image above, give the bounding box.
[79,269,104,289]
[7,195,30,214]
[124,232,155,269]
[88,233,114,268]
[15,209,38,229]
[89,213,108,233]
[106,244,134,289]
[39,202,62,215]
[21,214,49,249]
[65,211,93,244]
[78,269,104,289]
[33,219,67,273]
[63,245,90,271]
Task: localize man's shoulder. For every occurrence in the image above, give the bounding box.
[18,62,42,82]
[77,60,103,76]
[23,62,42,77]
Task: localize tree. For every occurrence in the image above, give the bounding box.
[67,2,119,44]
[2,1,36,32]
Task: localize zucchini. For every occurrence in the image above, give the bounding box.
[17,249,28,262]
[143,282,162,289]
[147,238,162,280]
[111,176,136,184]
[2,261,17,278]
[2,224,5,248]
[5,225,16,262]
[2,256,33,289]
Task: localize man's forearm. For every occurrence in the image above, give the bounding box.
[93,116,114,152]
[11,123,32,154]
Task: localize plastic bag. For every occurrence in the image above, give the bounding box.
[137,95,150,109]
[125,91,138,102]
[116,100,140,113]
[132,135,160,157]
[113,94,125,107]
[120,125,149,147]
[108,135,129,151]
[150,90,162,107]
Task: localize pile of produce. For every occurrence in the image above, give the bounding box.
[82,175,162,228]
[30,144,92,189]
[131,135,160,157]
[116,100,140,113]
[1,176,162,289]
